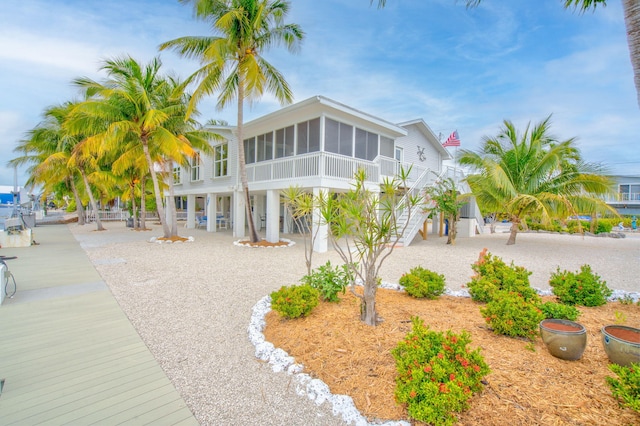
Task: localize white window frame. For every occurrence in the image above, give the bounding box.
[190,154,202,182]
[214,144,228,178]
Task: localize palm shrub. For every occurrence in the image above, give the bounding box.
[270,285,319,319]
[399,267,446,299]
[301,261,353,302]
[549,265,612,307]
[480,291,545,339]
[467,249,539,303]
[606,363,640,413]
[392,317,490,426]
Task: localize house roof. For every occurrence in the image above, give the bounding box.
[397,119,453,160]
[244,95,408,138]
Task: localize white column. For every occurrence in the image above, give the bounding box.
[312,187,328,253]
[186,194,196,229]
[254,195,265,231]
[233,190,246,238]
[265,190,280,243]
[206,193,217,232]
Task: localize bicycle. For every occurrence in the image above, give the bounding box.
[0,255,17,299]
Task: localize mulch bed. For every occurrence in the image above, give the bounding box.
[263,289,640,425]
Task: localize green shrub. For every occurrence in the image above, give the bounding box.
[565,220,590,234]
[538,301,580,321]
[480,291,545,339]
[467,249,539,304]
[301,261,352,302]
[391,317,490,426]
[549,265,612,307]
[606,363,640,413]
[596,220,613,234]
[270,285,319,318]
[399,266,446,299]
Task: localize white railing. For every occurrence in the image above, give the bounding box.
[85,210,130,222]
[246,152,379,184]
[603,193,640,204]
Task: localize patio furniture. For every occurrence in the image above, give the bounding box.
[196,216,207,229]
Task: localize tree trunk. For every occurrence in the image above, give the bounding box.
[167,163,178,237]
[237,79,260,243]
[80,169,104,231]
[507,218,519,245]
[142,138,170,238]
[70,178,85,225]
[140,177,146,230]
[361,274,380,326]
[623,0,640,108]
[130,181,138,230]
[446,214,457,245]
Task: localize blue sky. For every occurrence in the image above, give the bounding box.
[1,0,638,187]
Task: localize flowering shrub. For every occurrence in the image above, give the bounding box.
[391,317,490,425]
[606,363,640,413]
[480,291,545,339]
[270,285,319,318]
[301,261,353,302]
[467,249,539,303]
[549,265,612,307]
[538,301,581,321]
[399,266,446,299]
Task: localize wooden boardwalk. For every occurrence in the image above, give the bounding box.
[0,225,198,425]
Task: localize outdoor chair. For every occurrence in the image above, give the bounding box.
[196,216,207,229]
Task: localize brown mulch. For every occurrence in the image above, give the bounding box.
[237,239,291,247]
[263,289,640,425]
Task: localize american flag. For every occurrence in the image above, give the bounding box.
[442,130,460,147]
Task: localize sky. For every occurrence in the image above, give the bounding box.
[1,0,639,188]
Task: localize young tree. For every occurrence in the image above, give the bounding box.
[320,168,420,326]
[458,116,616,245]
[425,177,468,245]
[160,0,304,242]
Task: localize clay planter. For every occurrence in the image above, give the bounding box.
[601,325,640,367]
[539,319,587,361]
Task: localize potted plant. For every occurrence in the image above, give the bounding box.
[539,319,587,361]
[601,325,640,367]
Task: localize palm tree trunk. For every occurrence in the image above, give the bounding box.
[70,177,85,225]
[130,181,138,230]
[237,79,261,243]
[167,162,178,237]
[623,0,640,108]
[447,214,457,245]
[140,177,146,230]
[507,217,519,245]
[80,169,104,231]
[142,138,171,238]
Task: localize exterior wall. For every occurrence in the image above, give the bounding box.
[395,123,442,175]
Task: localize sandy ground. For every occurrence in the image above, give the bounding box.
[68,221,640,425]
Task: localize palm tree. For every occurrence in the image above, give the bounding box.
[373,0,640,108]
[160,0,304,243]
[458,116,616,245]
[10,102,107,229]
[67,56,217,238]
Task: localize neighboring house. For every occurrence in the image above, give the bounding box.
[172,95,471,251]
[606,175,640,216]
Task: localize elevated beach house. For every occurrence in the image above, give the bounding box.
[172,95,469,252]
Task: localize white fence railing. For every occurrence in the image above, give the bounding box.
[603,193,640,204]
[84,210,160,222]
[246,151,379,184]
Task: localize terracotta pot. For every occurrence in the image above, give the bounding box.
[601,325,640,367]
[539,319,587,361]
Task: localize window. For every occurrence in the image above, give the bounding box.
[355,128,379,161]
[380,136,394,158]
[244,137,256,164]
[214,144,228,178]
[173,164,181,184]
[275,125,295,158]
[256,132,274,162]
[395,146,403,162]
[325,118,353,156]
[296,118,320,155]
[190,154,201,181]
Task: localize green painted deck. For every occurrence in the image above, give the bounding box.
[0,224,198,425]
